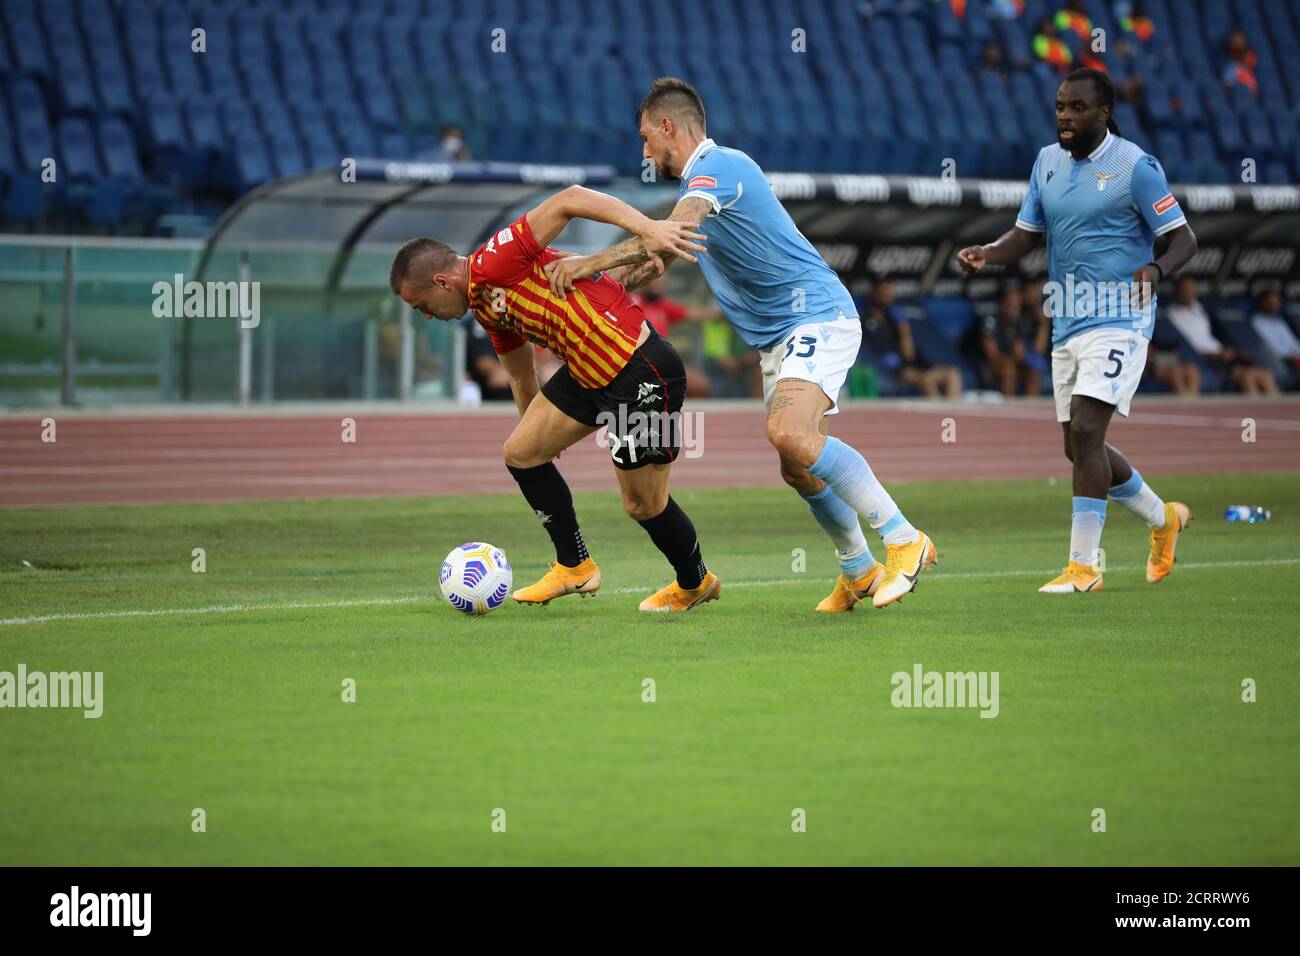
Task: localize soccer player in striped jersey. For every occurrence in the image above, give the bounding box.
[390,186,721,611]
[957,68,1199,592]
[547,78,937,612]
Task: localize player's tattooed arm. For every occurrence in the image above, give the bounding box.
[605,257,671,293]
[498,343,540,417]
[545,196,713,296]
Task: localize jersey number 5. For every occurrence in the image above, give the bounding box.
[1103,348,1124,379]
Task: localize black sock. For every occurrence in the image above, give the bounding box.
[506,463,589,567]
[638,496,707,590]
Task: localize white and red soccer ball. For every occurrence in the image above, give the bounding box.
[439,542,511,615]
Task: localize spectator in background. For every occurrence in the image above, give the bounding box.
[981,284,1046,396]
[863,279,963,399]
[1117,1,1155,44]
[1166,276,1277,395]
[1252,288,1300,372]
[989,0,1025,19]
[465,319,515,401]
[699,318,761,398]
[1055,0,1109,73]
[1148,322,1202,397]
[978,40,1007,78]
[1021,278,1053,379]
[378,317,442,392]
[438,124,472,162]
[1055,1,1092,42]
[1223,30,1259,96]
[1033,18,1073,73]
[629,275,720,397]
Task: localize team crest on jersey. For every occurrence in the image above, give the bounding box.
[688,175,717,190]
[1153,193,1178,215]
[1092,171,1117,191]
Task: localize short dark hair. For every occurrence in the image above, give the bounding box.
[1062,67,1121,135]
[636,76,706,131]
[389,237,458,295]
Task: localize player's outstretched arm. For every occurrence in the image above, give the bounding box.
[545,196,714,296]
[525,185,705,265]
[498,342,540,417]
[956,226,1041,273]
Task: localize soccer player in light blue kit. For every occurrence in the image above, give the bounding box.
[958,68,1199,592]
[547,77,936,611]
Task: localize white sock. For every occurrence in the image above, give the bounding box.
[1070,497,1107,568]
[1109,468,1166,528]
[808,437,919,546]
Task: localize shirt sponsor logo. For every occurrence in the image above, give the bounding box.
[1153,193,1178,215]
[687,175,717,190]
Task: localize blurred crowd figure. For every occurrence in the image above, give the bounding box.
[862,279,964,398]
[1163,277,1278,396]
[629,275,722,398]
[461,274,1300,405]
[1223,29,1258,96]
[1252,288,1300,372]
[980,283,1050,397]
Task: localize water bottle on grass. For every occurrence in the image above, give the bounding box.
[1224,506,1271,524]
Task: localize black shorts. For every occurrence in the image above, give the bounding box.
[542,326,687,470]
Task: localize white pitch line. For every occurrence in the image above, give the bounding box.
[3,557,1298,628]
[0,596,422,627]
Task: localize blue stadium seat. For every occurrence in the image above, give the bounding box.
[226,126,275,194]
[56,117,103,182]
[11,78,56,171]
[186,97,226,156]
[921,297,976,345]
[7,16,51,81]
[0,19,12,80]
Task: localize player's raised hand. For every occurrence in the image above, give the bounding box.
[638,219,707,263]
[956,245,987,273]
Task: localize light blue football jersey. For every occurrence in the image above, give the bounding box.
[677,138,858,349]
[1016,131,1187,348]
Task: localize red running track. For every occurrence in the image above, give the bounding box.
[1,398,1298,508]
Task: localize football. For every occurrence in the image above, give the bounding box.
[439,542,512,615]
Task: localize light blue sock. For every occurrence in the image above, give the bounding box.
[808,436,919,546]
[799,485,875,576]
[1070,496,1108,567]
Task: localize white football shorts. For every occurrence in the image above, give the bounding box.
[1052,326,1149,422]
[758,313,861,416]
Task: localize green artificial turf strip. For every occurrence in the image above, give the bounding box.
[1,473,1297,865]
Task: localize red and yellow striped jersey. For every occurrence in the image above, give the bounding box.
[468,215,646,389]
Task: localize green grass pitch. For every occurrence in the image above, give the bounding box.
[2,473,1297,865]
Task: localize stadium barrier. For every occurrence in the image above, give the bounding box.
[2,169,1297,407]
